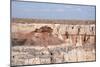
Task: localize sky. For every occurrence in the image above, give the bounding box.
[12,1,96,20]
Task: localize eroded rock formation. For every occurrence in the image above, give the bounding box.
[11,20,96,66]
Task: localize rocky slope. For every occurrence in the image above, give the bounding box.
[11,19,96,66]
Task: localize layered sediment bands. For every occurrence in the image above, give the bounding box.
[11,23,95,46]
[11,46,95,65]
[11,20,96,65]
[12,22,95,35]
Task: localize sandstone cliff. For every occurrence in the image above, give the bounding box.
[11,19,96,66]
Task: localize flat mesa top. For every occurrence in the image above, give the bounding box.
[12,18,95,25]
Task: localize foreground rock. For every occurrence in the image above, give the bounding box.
[11,45,95,66]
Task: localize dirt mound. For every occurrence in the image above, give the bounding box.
[25,26,64,46]
[12,26,64,46]
[25,34,64,46]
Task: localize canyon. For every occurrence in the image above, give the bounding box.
[11,19,96,66]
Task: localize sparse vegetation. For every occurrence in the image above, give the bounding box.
[12,18,95,25]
